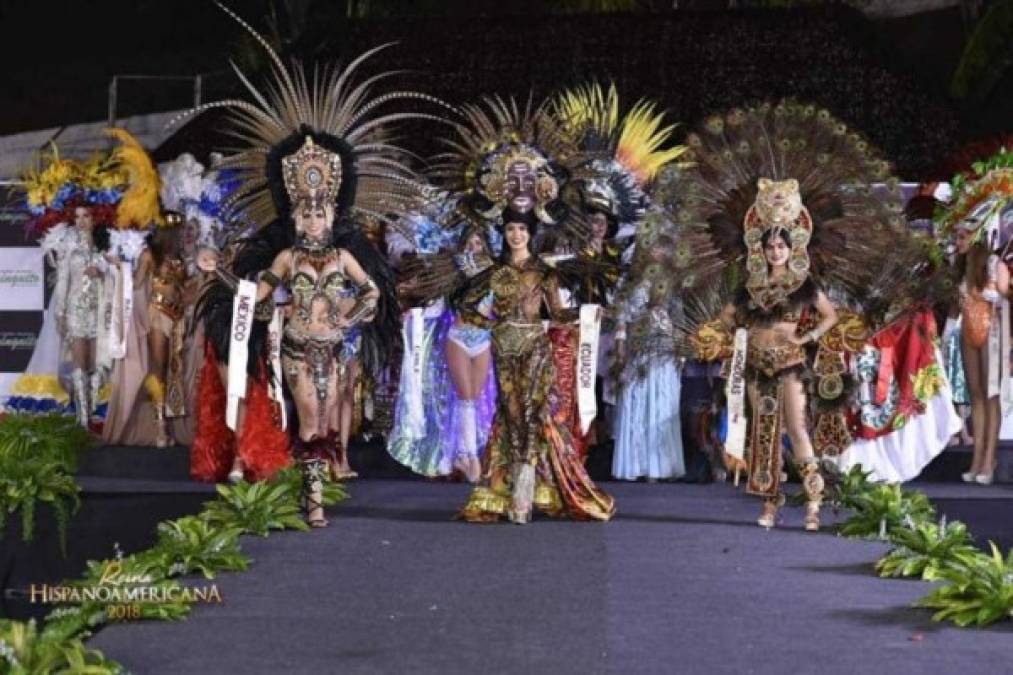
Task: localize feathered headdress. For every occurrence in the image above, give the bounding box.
[429,93,596,243]
[21,144,126,236]
[633,100,934,326]
[553,82,688,228]
[181,1,453,378]
[107,127,165,229]
[935,148,1013,246]
[160,153,244,249]
[169,1,450,235]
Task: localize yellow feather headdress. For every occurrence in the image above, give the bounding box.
[552,82,687,225]
[107,127,165,229]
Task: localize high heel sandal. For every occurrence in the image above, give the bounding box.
[301,458,329,528]
[757,499,779,529]
[329,436,358,481]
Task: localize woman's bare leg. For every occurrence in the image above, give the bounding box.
[983,396,1001,478]
[782,372,823,531]
[336,359,359,475]
[962,339,987,475]
[283,355,336,526]
[782,373,814,461]
[447,340,488,482]
[145,328,173,446]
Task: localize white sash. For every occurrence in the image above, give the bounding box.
[267,306,286,431]
[95,264,114,372]
[724,328,749,460]
[109,260,132,360]
[987,297,1012,417]
[403,308,426,436]
[226,280,257,430]
[577,304,601,434]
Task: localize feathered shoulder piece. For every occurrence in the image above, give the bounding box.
[169,1,451,233]
[428,93,597,244]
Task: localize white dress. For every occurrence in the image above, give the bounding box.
[612,284,686,480]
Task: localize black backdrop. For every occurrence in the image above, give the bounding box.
[157,6,963,180]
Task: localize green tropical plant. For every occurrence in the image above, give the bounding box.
[0,414,90,550]
[875,518,981,581]
[0,459,80,550]
[837,483,936,539]
[140,516,249,580]
[0,618,122,674]
[201,467,348,536]
[915,543,1013,627]
[202,479,310,536]
[0,414,91,468]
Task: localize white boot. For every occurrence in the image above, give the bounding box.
[71,368,90,427]
[88,370,103,415]
[453,400,481,483]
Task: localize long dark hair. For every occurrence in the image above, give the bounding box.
[145,225,182,268]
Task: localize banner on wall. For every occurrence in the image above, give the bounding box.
[0,247,44,311]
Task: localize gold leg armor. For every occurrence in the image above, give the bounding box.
[800,459,825,532]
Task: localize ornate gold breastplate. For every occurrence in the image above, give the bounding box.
[290,248,346,326]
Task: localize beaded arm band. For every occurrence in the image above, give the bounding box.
[344,277,379,325]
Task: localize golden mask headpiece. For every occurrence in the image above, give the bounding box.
[743,178,812,310]
[478,144,559,224]
[282,136,343,212]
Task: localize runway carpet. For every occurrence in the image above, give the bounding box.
[85,480,1012,675]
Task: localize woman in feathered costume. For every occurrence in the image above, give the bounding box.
[387,191,498,482]
[190,3,446,525]
[659,102,944,530]
[426,94,616,523]
[14,148,124,426]
[552,82,689,475]
[99,129,200,449]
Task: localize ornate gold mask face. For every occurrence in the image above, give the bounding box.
[506,161,536,213]
[478,145,559,223]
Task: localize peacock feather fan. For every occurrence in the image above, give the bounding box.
[638,100,938,328]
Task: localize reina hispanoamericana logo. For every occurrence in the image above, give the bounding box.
[30,560,223,621]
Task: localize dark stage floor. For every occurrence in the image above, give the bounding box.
[88,480,1012,675]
